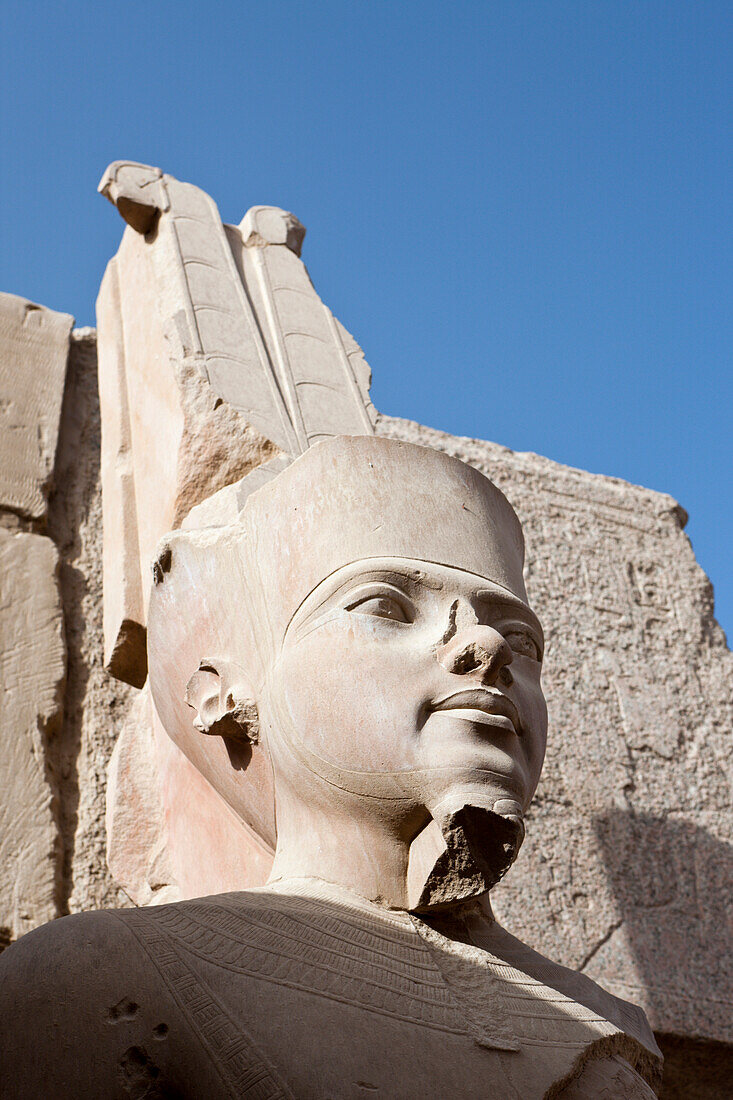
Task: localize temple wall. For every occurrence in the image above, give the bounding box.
[1,302,730,1096]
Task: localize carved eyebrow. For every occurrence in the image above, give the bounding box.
[332,566,443,589]
[405,568,443,591]
[285,565,442,640]
[475,591,544,644]
[315,566,441,604]
[476,588,535,615]
[320,570,426,611]
[343,581,415,618]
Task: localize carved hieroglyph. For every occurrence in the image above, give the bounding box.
[97,161,376,686]
[0,160,728,1091]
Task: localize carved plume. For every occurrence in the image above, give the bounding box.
[99,161,376,458]
[97,161,377,685]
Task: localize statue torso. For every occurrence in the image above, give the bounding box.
[0,880,661,1099]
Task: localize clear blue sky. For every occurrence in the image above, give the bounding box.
[2,1,731,639]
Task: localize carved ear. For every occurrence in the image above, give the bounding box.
[184,659,259,744]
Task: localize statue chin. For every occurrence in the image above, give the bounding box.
[408,801,525,912]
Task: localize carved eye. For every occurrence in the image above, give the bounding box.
[346,595,411,623]
[504,630,541,661]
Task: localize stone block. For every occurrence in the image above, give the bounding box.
[0,292,72,521]
[0,529,65,942]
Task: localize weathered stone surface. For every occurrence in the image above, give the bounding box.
[0,294,71,944]
[95,259,146,688]
[97,235,282,686]
[46,330,135,914]
[106,684,272,906]
[98,163,376,458]
[0,292,72,521]
[0,529,65,942]
[378,414,733,1046]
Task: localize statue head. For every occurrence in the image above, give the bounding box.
[148,436,547,909]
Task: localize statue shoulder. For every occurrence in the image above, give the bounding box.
[477,919,663,1092]
[558,1054,660,1098]
[487,919,658,1047]
[0,908,203,1099]
[0,907,152,1005]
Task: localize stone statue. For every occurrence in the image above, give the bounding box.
[0,434,662,1097]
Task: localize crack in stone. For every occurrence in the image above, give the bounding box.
[578,919,623,973]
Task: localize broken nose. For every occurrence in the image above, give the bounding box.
[437,629,513,681]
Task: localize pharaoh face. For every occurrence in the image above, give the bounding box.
[262,555,547,830]
[149,434,544,871]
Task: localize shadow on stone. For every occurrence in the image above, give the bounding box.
[46,332,135,913]
[595,811,733,1096]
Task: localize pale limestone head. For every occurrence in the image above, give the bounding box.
[148,436,547,901]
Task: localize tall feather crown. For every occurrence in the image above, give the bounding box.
[97,160,377,686]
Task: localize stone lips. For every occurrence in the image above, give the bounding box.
[0,151,727,1075]
[382,413,733,1053]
